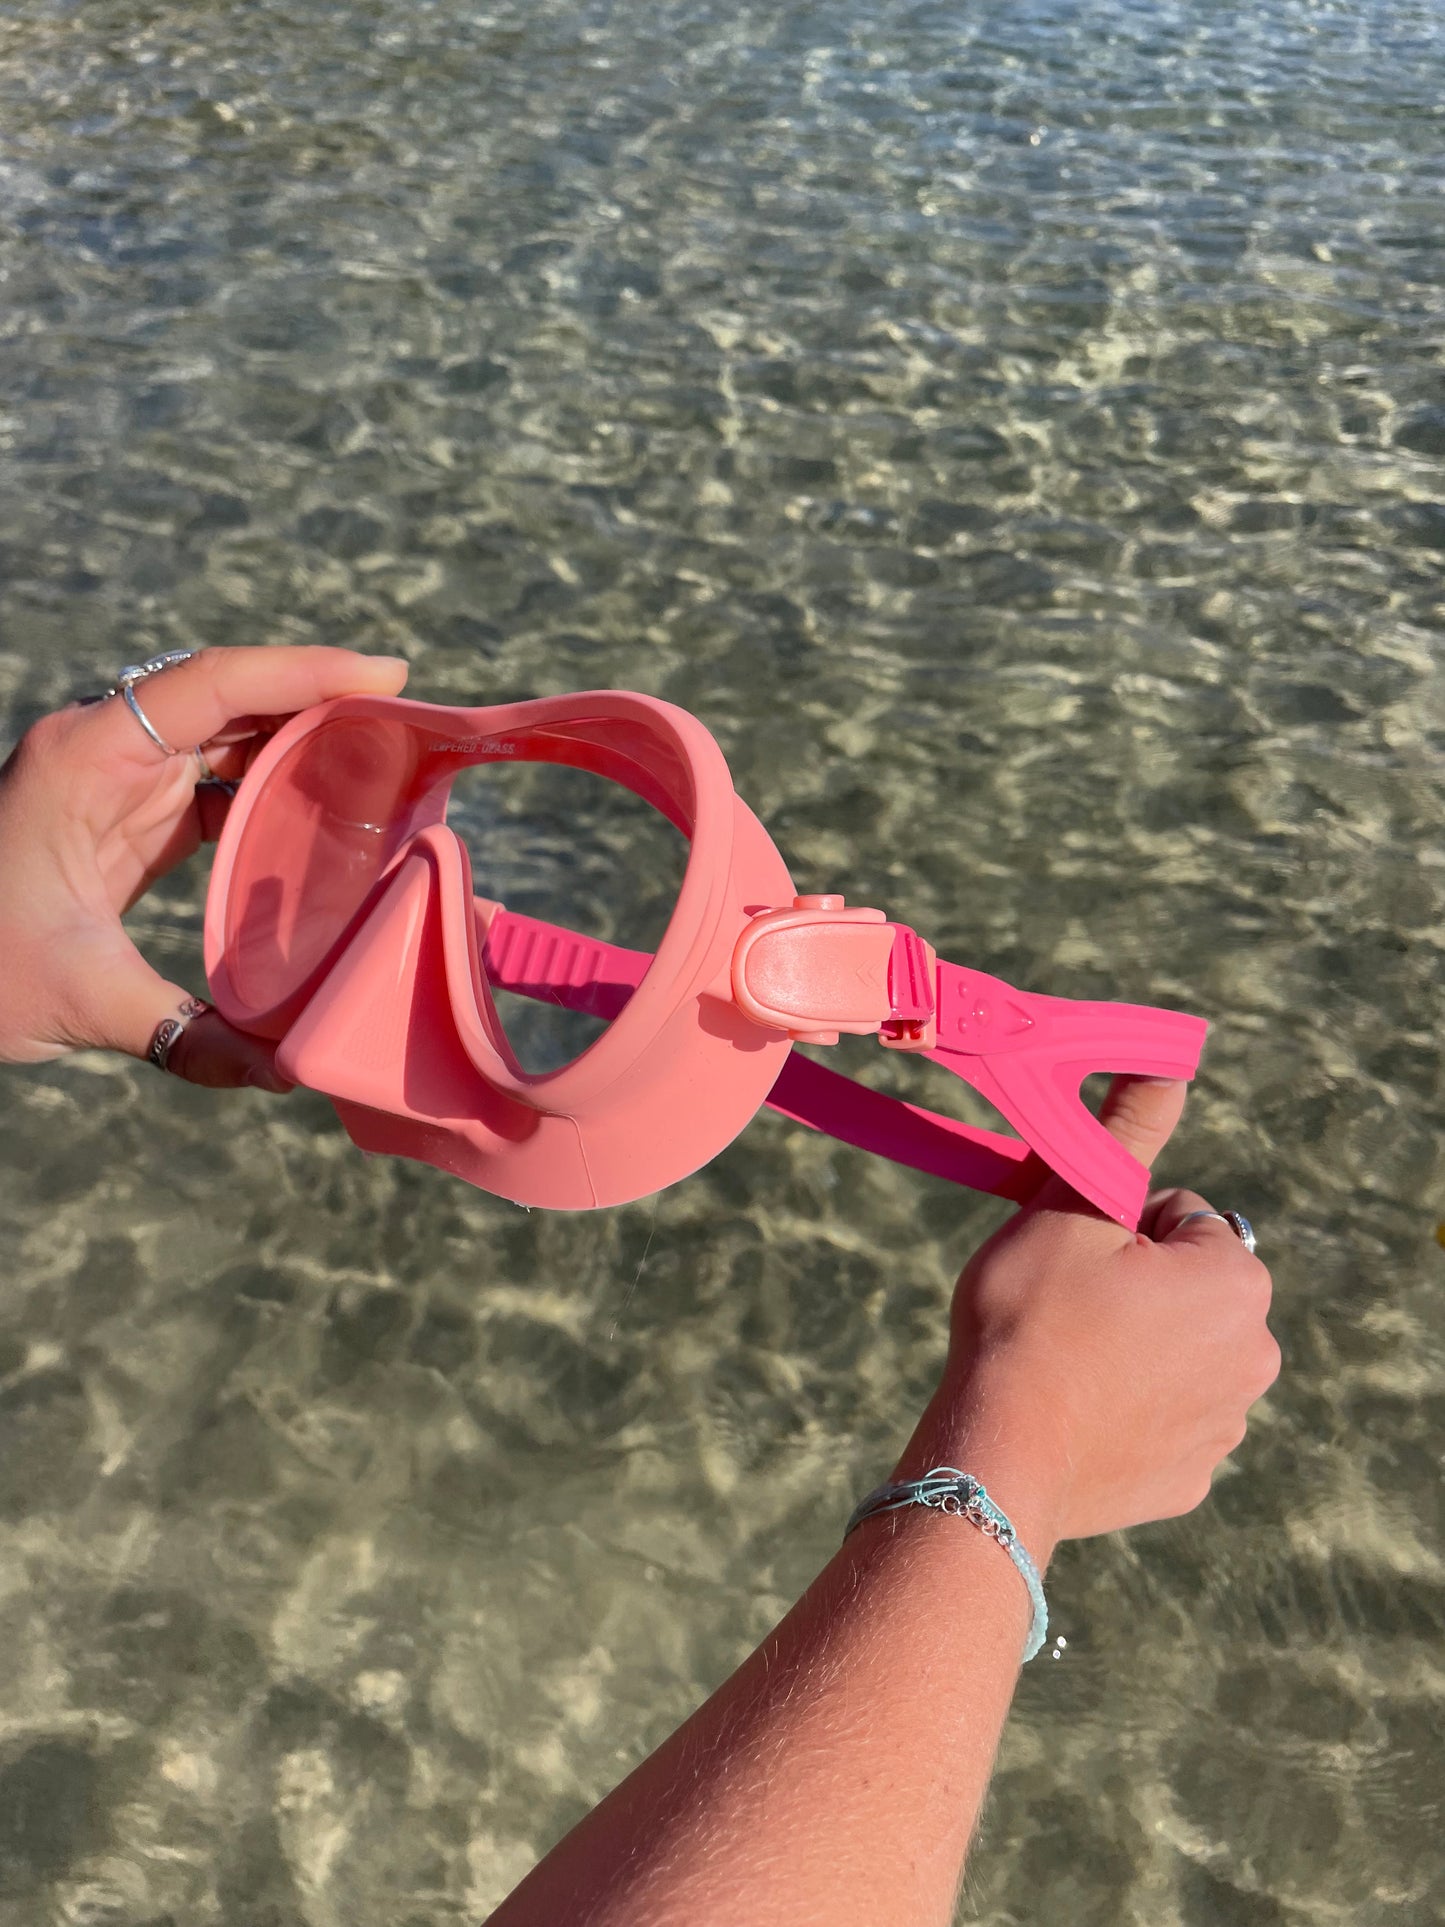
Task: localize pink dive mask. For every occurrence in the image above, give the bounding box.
[204,690,1207,1225]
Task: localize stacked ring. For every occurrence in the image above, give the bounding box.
[1177,1208,1258,1255]
[106,653,198,758]
[81,652,238,795]
[146,997,211,1074]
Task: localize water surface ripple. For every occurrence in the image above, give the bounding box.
[1,0,1442,1920]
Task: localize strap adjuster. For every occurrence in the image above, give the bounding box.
[879,924,937,1051]
[731,897,937,1049]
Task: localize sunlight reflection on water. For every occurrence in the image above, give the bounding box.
[1,0,1443,1919]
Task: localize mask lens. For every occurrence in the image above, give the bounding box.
[222,718,689,1060]
[223,717,423,1022]
[449,759,686,1072]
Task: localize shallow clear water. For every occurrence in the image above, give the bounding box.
[2,0,1443,1919]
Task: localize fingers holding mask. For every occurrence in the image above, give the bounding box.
[94,646,410,770]
[158,1005,294,1093]
[57,931,294,1091]
[22,645,405,1076]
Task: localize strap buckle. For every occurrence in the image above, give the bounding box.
[731,896,937,1049]
[879,923,937,1051]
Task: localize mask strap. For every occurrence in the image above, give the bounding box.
[476,902,1205,1222]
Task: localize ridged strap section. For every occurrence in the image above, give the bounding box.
[481,908,647,1023]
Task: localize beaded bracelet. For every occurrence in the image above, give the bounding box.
[845,1466,1049,1663]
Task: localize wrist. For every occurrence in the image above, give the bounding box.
[892,1363,1074,1565]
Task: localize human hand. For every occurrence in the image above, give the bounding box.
[903,1076,1279,1547]
[0,645,409,1088]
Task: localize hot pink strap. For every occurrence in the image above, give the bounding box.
[477,906,1205,1225]
[479,905,1036,1193]
[480,907,647,1020]
[927,962,1208,1228]
[765,1051,1037,1199]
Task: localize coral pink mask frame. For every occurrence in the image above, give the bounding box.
[204,690,1207,1224]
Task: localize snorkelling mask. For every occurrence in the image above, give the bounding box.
[204,690,1206,1225]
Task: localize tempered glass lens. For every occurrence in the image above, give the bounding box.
[449,759,687,1072]
[224,717,422,1016]
[222,719,690,1062]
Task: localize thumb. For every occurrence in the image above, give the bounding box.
[1027,1075,1189,1223]
[1092,1073,1189,1171]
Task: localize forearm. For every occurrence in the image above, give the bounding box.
[486,1377,1062,1927]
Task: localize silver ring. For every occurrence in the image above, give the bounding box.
[1222,1211,1257,1255]
[146,996,210,1073]
[1177,1208,1258,1256]
[107,652,197,758]
[123,683,183,757]
[111,652,195,686]
[192,747,238,795]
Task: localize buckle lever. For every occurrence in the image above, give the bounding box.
[731,898,938,1050]
[879,925,937,1051]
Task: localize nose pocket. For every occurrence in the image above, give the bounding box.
[278,838,532,1148]
[274,830,606,1204]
